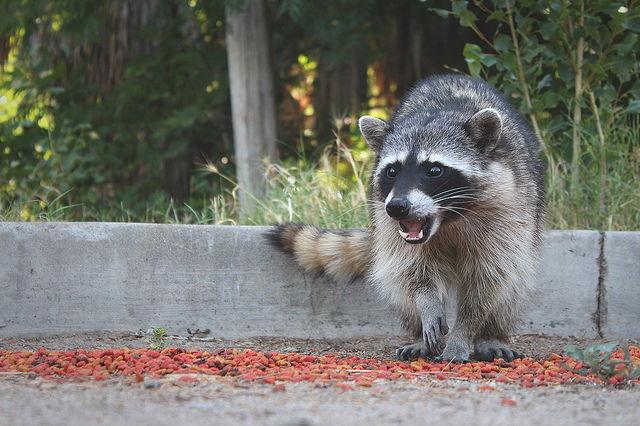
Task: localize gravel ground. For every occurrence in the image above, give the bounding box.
[1,332,639,425]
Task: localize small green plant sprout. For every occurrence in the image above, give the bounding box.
[563,342,640,385]
[145,327,173,351]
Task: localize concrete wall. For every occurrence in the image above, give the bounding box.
[1,222,638,339]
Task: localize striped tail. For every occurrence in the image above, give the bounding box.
[265,223,371,282]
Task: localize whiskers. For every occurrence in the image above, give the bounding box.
[432,187,479,219]
[345,189,479,222]
[336,199,384,220]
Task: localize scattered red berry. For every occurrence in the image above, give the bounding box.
[0,346,637,388]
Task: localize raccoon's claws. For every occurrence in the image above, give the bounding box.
[396,343,435,361]
[475,340,525,362]
[434,354,470,364]
[422,316,448,356]
[434,335,471,363]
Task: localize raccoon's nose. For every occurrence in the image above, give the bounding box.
[386,199,411,219]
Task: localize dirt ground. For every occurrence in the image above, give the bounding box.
[4,330,639,359]
[1,332,639,425]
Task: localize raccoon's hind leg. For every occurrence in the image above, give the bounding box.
[396,289,448,361]
[475,339,524,362]
[435,289,479,363]
[473,312,524,362]
[440,299,524,363]
[435,331,472,363]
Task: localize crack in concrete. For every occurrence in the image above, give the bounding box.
[594,231,608,338]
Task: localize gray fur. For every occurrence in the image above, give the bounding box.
[267,75,545,363]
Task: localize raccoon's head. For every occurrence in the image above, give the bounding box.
[359,108,502,244]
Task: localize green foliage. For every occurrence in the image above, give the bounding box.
[448,0,640,230]
[453,0,639,126]
[145,327,173,351]
[0,0,230,213]
[564,342,640,384]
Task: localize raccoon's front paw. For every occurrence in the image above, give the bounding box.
[396,342,438,361]
[475,339,524,362]
[422,315,448,356]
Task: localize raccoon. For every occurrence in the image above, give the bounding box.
[266,74,545,362]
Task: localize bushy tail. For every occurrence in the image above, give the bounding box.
[265,223,371,282]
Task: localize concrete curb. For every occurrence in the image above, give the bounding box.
[1,222,638,339]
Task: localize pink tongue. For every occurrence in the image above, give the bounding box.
[402,220,424,239]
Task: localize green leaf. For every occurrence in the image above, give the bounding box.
[540,21,559,41]
[502,51,517,70]
[567,345,584,362]
[609,55,635,81]
[597,341,619,353]
[618,32,639,56]
[628,100,640,114]
[536,74,553,89]
[623,16,640,32]
[479,54,498,67]
[584,62,607,81]
[431,8,450,19]
[459,9,477,28]
[584,24,602,44]
[463,43,483,77]
[494,34,511,52]
[487,10,506,22]
[548,116,567,133]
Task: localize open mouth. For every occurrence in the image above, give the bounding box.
[398,219,430,244]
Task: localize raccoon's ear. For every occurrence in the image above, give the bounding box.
[359,116,390,154]
[465,108,502,154]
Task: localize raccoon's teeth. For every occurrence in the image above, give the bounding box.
[398,226,424,241]
[401,229,423,241]
[399,220,426,241]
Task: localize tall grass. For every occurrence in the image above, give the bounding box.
[546,120,640,231]
[203,137,372,228]
[2,127,639,231]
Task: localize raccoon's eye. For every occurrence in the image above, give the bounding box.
[386,167,398,179]
[427,164,444,178]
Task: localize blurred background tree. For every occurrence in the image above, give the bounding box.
[1,0,231,213]
[226,0,277,214]
[1,0,638,229]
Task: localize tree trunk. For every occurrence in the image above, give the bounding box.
[314,47,368,144]
[225,0,277,214]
